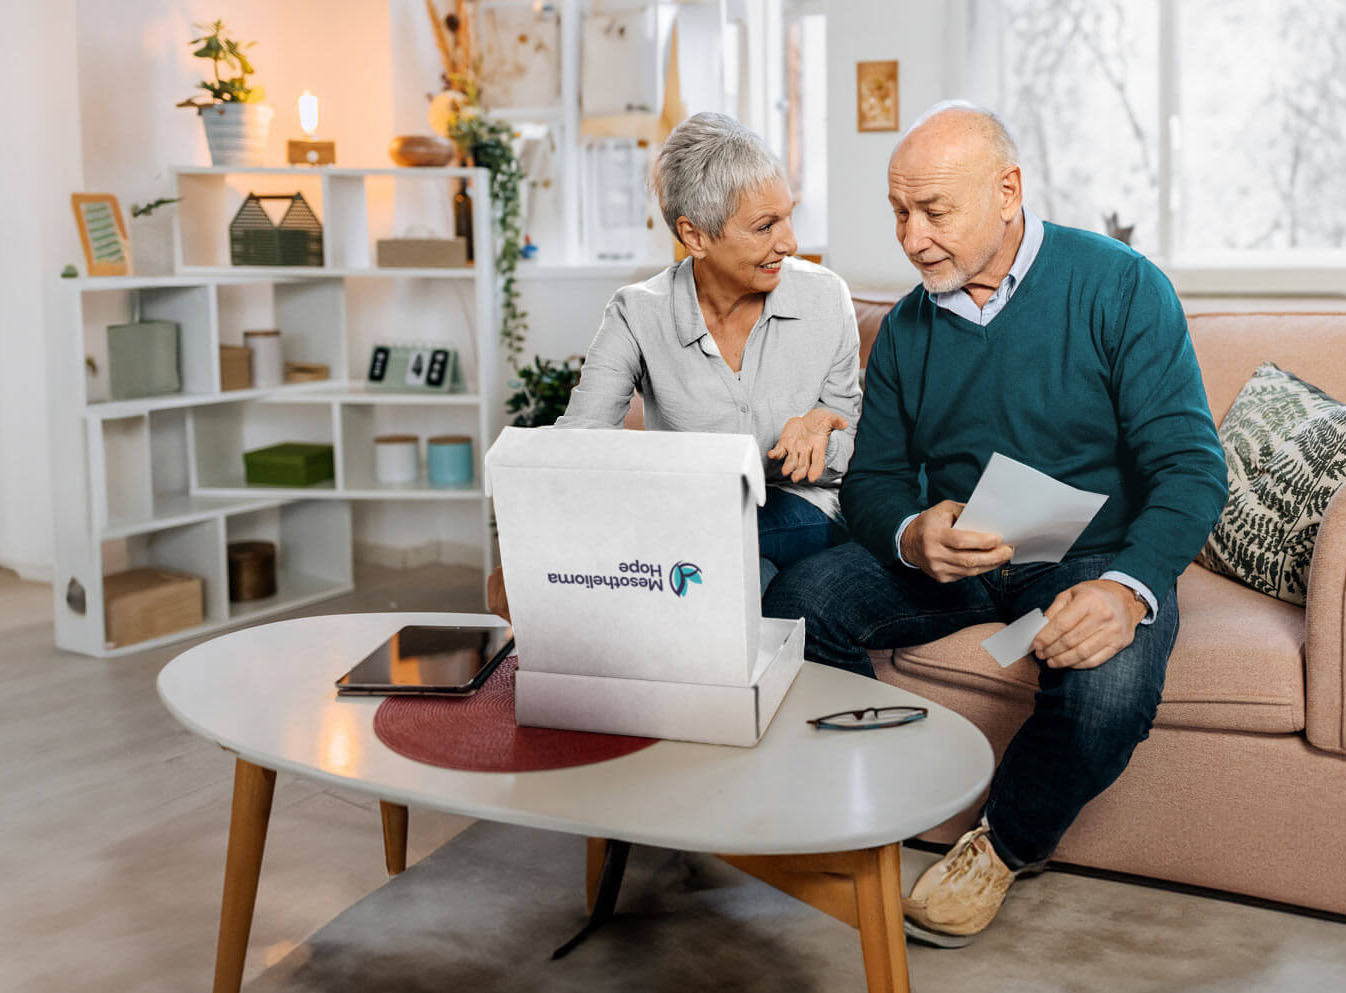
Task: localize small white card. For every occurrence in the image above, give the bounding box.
[954,452,1108,564]
[981,609,1049,668]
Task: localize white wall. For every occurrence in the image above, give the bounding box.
[0,0,84,581]
[823,1,968,292]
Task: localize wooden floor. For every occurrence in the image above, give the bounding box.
[0,564,482,993]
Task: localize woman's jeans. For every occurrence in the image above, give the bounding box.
[757,488,845,595]
[762,542,1176,870]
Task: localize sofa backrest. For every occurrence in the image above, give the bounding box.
[1187,312,1346,425]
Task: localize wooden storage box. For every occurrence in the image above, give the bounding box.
[243,442,335,486]
[103,567,204,647]
[376,237,468,268]
[220,345,252,391]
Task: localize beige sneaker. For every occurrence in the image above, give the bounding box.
[903,825,1015,947]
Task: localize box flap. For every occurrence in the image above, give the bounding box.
[486,427,766,507]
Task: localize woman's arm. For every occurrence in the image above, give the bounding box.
[554,297,646,429]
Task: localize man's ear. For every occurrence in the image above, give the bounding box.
[998,165,1023,221]
[676,216,708,258]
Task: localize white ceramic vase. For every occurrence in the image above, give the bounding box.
[199,103,274,167]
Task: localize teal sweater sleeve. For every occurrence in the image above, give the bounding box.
[840,308,920,565]
[1100,258,1228,598]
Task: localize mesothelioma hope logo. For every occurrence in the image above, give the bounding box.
[669,561,703,598]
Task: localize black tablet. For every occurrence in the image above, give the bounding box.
[335,625,514,697]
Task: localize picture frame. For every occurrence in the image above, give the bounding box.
[856,60,900,133]
[71,193,130,276]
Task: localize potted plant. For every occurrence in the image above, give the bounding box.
[177,20,273,166]
[505,356,584,427]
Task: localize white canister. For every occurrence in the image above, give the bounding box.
[243,329,283,388]
[374,434,419,485]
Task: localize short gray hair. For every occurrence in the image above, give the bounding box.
[654,112,787,243]
[901,100,1020,169]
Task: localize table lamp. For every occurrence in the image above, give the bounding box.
[287,90,336,165]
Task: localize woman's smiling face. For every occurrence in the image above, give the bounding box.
[696,179,799,295]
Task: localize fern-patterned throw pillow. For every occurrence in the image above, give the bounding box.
[1197,362,1346,605]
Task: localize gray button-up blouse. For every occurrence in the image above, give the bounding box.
[555,256,862,519]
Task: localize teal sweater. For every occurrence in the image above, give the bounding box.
[841,223,1228,600]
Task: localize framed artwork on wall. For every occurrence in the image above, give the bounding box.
[71,193,130,276]
[856,60,900,132]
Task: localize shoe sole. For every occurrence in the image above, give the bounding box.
[902,917,974,949]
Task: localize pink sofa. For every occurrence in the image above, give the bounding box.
[850,304,1346,915]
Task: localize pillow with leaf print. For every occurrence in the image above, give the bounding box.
[1196,362,1346,605]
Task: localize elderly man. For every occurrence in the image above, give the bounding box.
[763,102,1227,946]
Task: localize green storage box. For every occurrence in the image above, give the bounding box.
[243,442,335,487]
[107,320,181,400]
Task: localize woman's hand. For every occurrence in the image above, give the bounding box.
[767,408,849,482]
[487,566,511,622]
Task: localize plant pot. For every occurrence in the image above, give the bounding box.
[199,102,274,167]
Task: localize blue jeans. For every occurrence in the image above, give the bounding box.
[757,489,845,596]
[762,542,1177,869]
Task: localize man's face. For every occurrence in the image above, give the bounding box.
[887,128,1013,294]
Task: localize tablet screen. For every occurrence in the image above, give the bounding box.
[335,625,514,695]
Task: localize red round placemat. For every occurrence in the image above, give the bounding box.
[373,656,657,772]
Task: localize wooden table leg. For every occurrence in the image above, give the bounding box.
[585,837,608,913]
[380,801,409,876]
[213,758,277,993]
[719,843,910,993]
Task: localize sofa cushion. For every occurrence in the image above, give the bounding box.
[884,563,1304,735]
[1196,362,1346,605]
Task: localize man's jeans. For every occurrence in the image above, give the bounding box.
[757,488,846,595]
[762,542,1176,869]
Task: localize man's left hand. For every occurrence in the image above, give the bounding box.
[767,408,849,483]
[1031,579,1148,670]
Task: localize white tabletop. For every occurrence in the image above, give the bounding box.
[158,612,993,855]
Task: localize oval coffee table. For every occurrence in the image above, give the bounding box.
[159,612,993,993]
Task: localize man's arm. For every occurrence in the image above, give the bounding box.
[839,311,924,565]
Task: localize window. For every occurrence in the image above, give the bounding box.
[981,0,1346,264]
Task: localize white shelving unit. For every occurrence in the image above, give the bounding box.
[48,166,498,658]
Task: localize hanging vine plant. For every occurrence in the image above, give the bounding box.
[424,1,529,371]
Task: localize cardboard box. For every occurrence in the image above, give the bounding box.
[104,567,204,647]
[376,237,468,268]
[220,345,252,391]
[515,617,805,746]
[486,428,766,684]
[243,442,335,486]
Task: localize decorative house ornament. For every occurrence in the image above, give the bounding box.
[229,192,324,267]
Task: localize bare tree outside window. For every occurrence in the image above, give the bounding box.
[1178,0,1346,253]
[1000,0,1159,252]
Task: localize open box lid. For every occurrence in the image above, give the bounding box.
[485,427,766,507]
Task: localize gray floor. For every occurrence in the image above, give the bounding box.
[1,566,1343,992]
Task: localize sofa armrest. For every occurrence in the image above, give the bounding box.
[1305,483,1346,754]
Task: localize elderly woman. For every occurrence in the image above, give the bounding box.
[490,112,859,614]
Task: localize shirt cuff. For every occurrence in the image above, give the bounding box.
[894,513,920,568]
[1101,570,1157,625]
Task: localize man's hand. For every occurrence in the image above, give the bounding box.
[900,500,1013,583]
[767,408,849,483]
[1031,579,1147,670]
[487,565,511,622]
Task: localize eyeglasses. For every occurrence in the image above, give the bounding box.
[807,705,929,731]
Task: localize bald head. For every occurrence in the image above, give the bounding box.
[891,102,1019,179]
[885,102,1025,298]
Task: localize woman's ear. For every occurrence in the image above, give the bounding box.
[676,216,708,258]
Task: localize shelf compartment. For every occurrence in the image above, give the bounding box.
[224,501,353,620]
[100,518,227,648]
[81,284,216,406]
[85,379,338,420]
[216,280,346,390]
[176,171,328,269]
[339,403,480,493]
[191,401,339,490]
[258,383,481,405]
[344,278,481,390]
[103,493,288,540]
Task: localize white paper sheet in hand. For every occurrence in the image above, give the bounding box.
[954,452,1108,564]
[982,609,1049,668]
